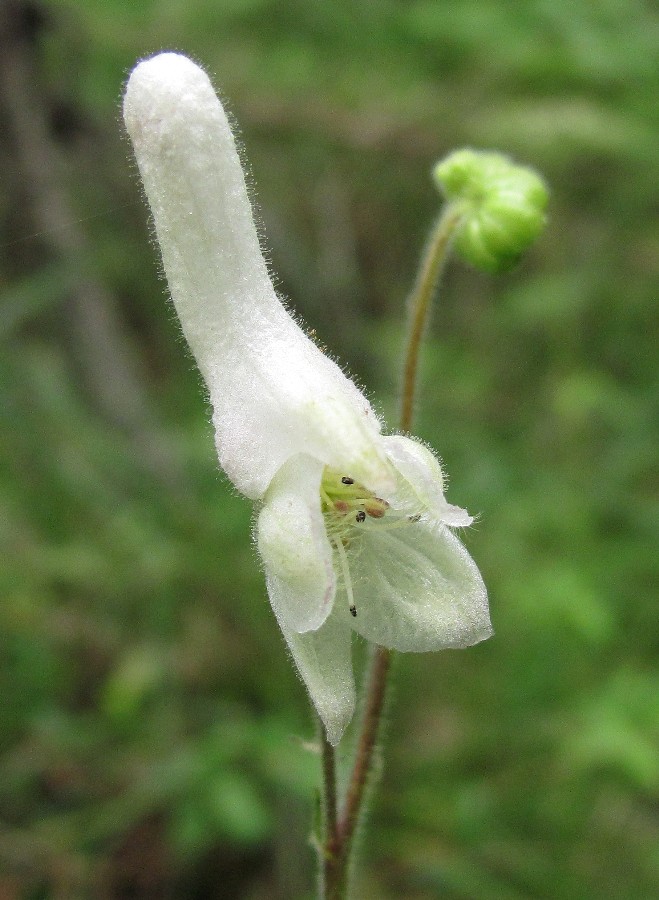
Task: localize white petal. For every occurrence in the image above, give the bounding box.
[344,521,491,651]
[273,605,355,746]
[257,455,335,634]
[123,53,392,499]
[383,434,473,526]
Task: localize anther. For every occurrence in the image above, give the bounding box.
[341,476,354,485]
[364,497,389,519]
[349,604,357,617]
[408,514,421,523]
[355,510,366,523]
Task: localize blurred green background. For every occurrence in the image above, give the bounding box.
[1,1,657,897]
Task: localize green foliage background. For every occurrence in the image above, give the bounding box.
[1,1,657,897]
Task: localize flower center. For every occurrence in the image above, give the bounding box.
[321,467,389,526]
[320,467,421,618]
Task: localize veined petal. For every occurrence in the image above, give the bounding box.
[383,434,473,526]
[258,455,335,634]
[273,605,355,747]
[344,521,491,651]
[123,53,393,499]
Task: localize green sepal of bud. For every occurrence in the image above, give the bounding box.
[433,149,548,273]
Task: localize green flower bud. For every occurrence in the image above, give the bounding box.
[433,149,548,273]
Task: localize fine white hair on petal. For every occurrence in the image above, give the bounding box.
[123,53,394,500]
[382,434,473,527]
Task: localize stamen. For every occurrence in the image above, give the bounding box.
[333,536,357,617]
[320,466,424,603]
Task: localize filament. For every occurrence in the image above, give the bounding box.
[333,536,357,617]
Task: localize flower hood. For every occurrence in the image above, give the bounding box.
[123,52,491,745]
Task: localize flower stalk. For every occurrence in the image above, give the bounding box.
[321,733,340,896]
[319,201,465,900]
[400,203,465,433]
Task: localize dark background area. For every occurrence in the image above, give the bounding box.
[0,1,657,897]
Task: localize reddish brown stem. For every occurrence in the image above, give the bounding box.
[321,646,392,899]
[400,204,463,432]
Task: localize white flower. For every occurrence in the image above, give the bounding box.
[123,53,491,745]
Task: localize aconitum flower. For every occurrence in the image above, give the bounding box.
[123,53,491,745]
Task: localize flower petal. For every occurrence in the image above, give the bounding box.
[123,53,393,500]
[344,521,491,651]
[382,434,473,526]
[273,605,355,746]
[257,454,335,634]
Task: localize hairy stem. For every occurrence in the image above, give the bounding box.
[337,646,392,853]
[321,647,392,900]
[400,203,464,432]
[321,734,340,897]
